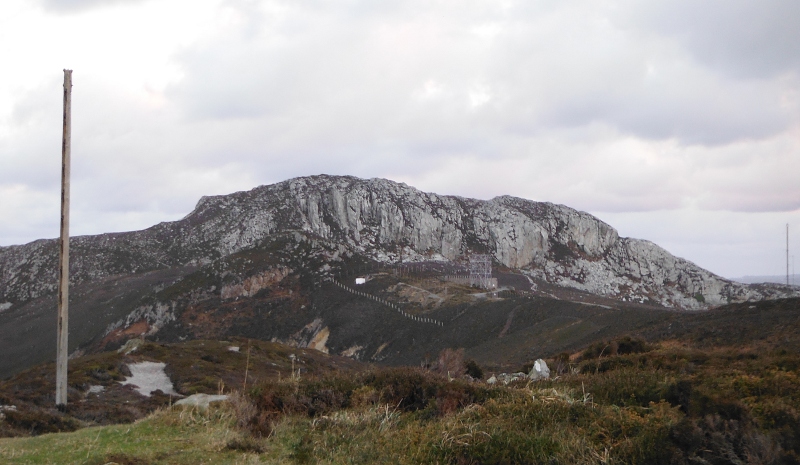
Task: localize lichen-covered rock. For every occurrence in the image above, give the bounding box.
[1,175,796,310]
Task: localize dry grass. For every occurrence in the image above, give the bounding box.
[4,330,800,463]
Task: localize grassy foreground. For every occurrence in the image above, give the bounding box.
[2,337,800,464]
[0,384,672,465]
[0,405,246,464]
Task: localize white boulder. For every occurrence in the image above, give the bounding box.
[174,393,229,409]
[528,359,550,381]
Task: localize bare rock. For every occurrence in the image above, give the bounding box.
[2,175,797,312]
[174,394,228,409]
[528,359,550,381]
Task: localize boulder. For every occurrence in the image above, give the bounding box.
[117,338,143,355]
[528,359,550,381]
[174,393,229,409]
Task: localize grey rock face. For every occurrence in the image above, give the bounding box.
[1,175,796,309]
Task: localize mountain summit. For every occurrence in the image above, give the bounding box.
[0,174,795,311]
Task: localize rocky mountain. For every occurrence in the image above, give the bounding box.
[2,175,798,379]
[1,175,794,311]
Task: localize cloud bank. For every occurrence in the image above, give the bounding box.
[1,0,799,278]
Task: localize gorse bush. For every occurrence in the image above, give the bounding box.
[580,335,651,360]
[464,359,484,380]
[224,342,800,464]
[0,408,81,437]
[435,347,465,377]
[4,337,800,463]
[242,367,496,436]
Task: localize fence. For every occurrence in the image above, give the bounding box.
[328,278,444,327]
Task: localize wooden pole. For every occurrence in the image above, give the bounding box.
[56,69,72,407]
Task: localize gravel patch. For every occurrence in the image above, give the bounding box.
[120,361,180,397]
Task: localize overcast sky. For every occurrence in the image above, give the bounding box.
[1,0,799,279]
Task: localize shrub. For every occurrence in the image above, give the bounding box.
[664,379,692,413]
[578,369,670,408]
[237,367,498,436]
[225,435,265,453]
[552,352,572,375]
[228,391,258,430]
[435,348,465,377]
[2,408,80,435]
[350,386,379,408]
[616,336,650,355]
[581,336,651,360]
[464,359,484,380]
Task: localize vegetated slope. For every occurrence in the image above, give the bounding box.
[0,338,363,438]
[4,300,800,463]
[640,296,800,349]
[1,175,798,379]
[0,266,194,380]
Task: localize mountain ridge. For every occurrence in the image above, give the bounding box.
[1,174,797,310]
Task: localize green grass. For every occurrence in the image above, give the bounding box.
[0,338,364,438]
[0,386,679,464]
[0,405,248,464]
[3,335,800,464]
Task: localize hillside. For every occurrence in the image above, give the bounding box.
[1,175,798,380]
[2,298,800,464]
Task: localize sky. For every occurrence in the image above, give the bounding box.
[0,0,799,280]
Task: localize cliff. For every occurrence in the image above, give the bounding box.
[1,175,796,311]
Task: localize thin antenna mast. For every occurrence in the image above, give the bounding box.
[56,69,72,407]
[788,224,790,286]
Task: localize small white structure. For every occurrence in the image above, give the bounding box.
[355,277,366,285]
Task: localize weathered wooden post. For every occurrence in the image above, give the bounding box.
[56,69,72,407]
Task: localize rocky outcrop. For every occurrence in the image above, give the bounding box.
[220,267,292,300]
[1,174,797,310]
[286,318,330,354]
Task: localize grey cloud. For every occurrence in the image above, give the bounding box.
[485,2,797,145]
[1,81,63,189]
[168,0,797,151]
[40,0,147,14]
[4,0,800,278]
[605,80,789,145]
[627,0,800,79]
[156,0,800,220]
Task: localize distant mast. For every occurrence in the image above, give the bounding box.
[788,224,791,286]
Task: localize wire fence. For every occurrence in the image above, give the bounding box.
[328,278,444,327]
